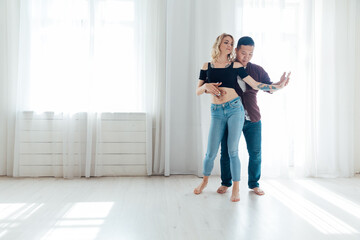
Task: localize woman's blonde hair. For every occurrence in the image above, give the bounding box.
[211,33,235,62]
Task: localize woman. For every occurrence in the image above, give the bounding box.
[194,33,285,202]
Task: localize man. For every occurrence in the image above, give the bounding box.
[216,36,290,195]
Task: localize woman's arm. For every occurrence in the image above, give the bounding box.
[234,62,286,92]
[197,62,223,96]
[272,72,291,87]
[196,80,207,95]
[246,77,283,93]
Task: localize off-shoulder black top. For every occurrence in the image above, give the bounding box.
[199,62,249,89]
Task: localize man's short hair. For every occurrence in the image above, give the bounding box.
[237,36,255,48]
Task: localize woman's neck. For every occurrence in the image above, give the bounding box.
[216,54,229,63]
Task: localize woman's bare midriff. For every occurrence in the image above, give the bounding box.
[211,88,239,104]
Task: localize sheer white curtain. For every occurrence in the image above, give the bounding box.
[229,0,358,178]
[137,0,166,175]
[0,0,20,176]
[166,0,359,177]
[301,0,358,177]
[166,0,237,175]
[2,0,359,178]
[234,0,297,178]
[234,0,359,178]
[0,1,4,175]
[355,3,360,174]
[0,0,166,177]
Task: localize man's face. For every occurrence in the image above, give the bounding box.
[236,45,254,67]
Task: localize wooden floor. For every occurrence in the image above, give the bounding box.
[0,175,360,240]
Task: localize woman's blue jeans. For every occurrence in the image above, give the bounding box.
[220,120,262,188]
[203,97,245,181]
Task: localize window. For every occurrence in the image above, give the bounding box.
[25,0,142,112]
[235,0,301,170]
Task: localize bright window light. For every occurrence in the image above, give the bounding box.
[41,202,114,240]
[0,203,43,220]
[26,0,141,113]
[265,181,358,234]
[236,0,304,170]
[41,227,100,240]
[55,220,105,227]
[295,180,360,219]
[63,202,113,219]
[0,203,44,239]
[0,230,8,238]
[0,204,26,219]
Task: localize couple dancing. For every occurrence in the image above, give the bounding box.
[194,33,290,202]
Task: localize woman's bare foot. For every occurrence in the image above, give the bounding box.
[251,187,265,195]
[217,185,228,194]
[230,191,240,202]
[231,181,240,202]
[194,180,208,195]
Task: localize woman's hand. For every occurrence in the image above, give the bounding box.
[275,72,291,88]
[263,72,291,93]
[204,82,225,97]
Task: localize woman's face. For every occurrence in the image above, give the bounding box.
[220,36,234,55]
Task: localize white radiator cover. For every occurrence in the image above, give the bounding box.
[18,112,148,177]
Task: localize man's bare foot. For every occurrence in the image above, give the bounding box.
[194,180,208,195]
[251,187,265,195]
[230,191,240,202]
[217,186,228,194]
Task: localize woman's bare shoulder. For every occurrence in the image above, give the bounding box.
[202,62,209,70]
[233,62,243,68]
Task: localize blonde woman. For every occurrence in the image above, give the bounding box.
[194,33,286,202]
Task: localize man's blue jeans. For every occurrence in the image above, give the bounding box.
[203,97,245,181]
[220,120,262,188]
